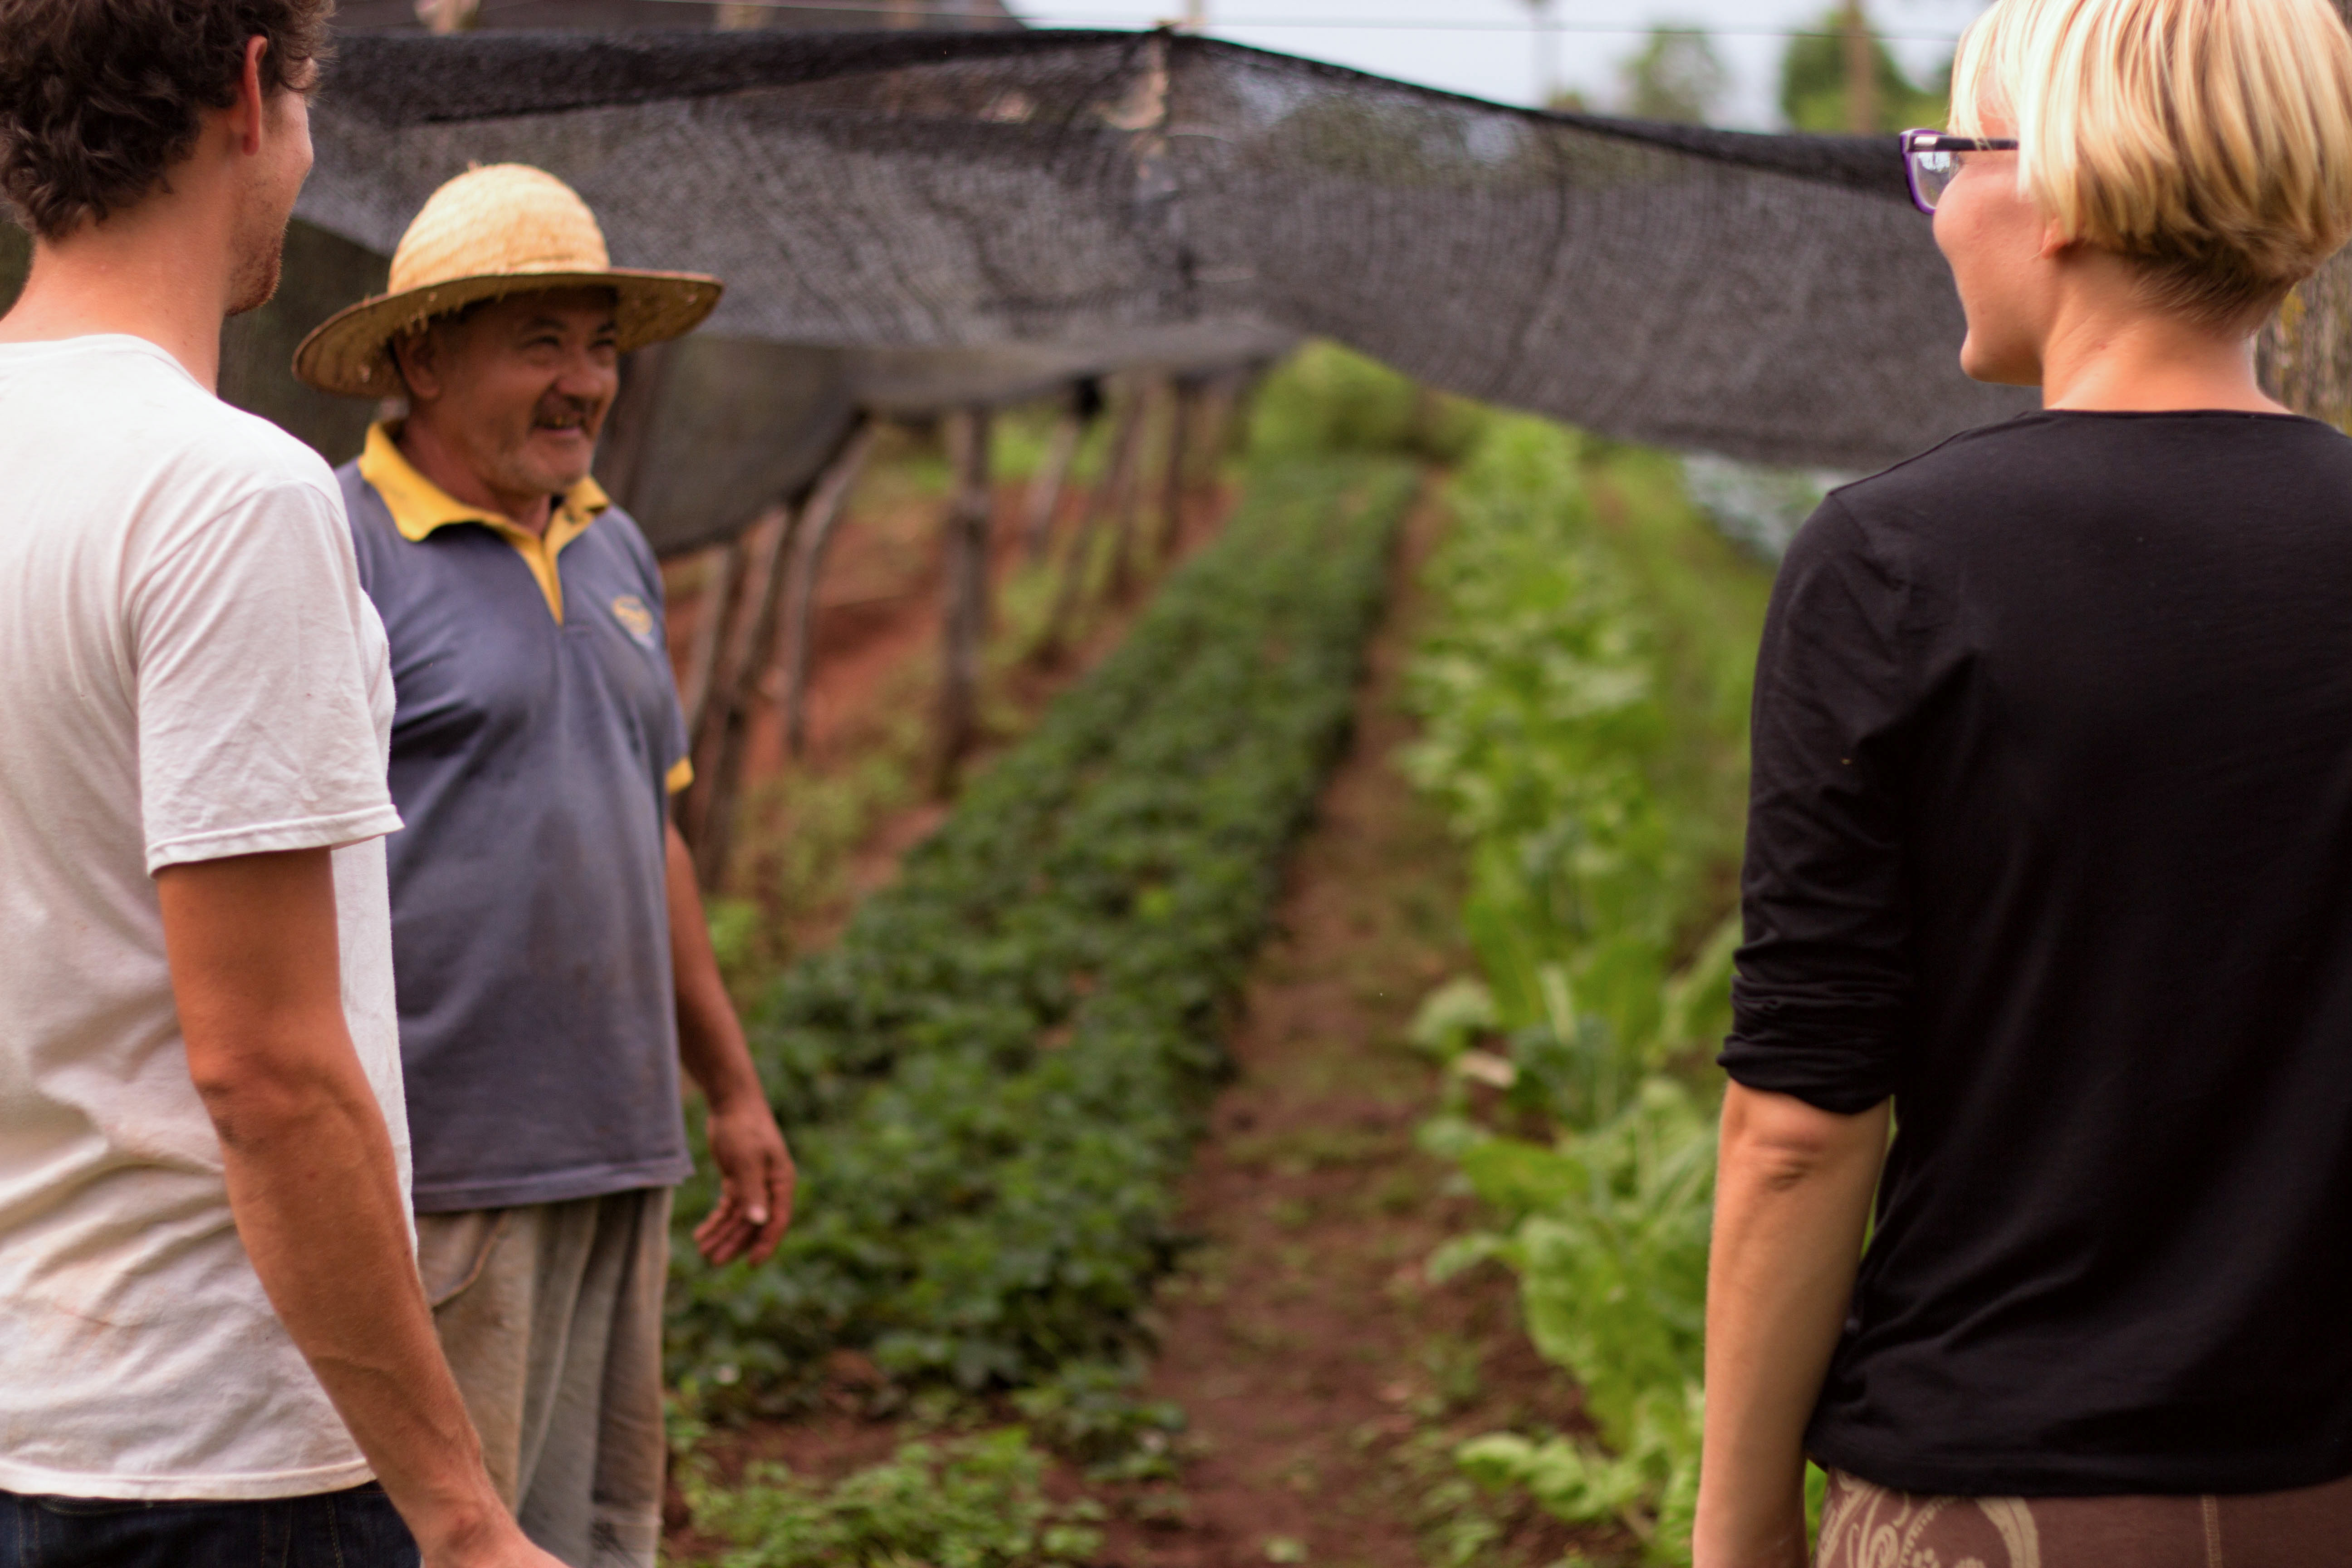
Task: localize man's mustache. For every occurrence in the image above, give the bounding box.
[532,395,601,431]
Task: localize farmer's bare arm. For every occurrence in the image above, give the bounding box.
[1694,1084,1891,1568]
[666,821,795,1266]
[160,848,563,1568]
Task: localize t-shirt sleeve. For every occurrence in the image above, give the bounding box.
[132,477,403,872]
[1718,495,1916,1114]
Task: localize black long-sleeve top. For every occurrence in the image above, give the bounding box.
[1721,409,2352,1497]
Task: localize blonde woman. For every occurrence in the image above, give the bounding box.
[1695,0,2352,1563]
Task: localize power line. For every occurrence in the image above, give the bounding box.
[528,0,1965,41]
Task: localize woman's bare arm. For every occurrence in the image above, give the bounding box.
[1695,1083,1891,1568]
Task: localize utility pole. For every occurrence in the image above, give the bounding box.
[1524,0,1562,107]
[1842,0,1880,134]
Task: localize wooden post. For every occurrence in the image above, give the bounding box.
[1191,372,1238,493]
[933,407,995,793]
[676,539,745,746]
[1153,377,1196,562]
[680,524,767,804]
[684,500,800,888]
[685,417,884,885]
[2259,252,2352,429]
[780,415,881,758]
[1019,380,1101,561]
[1039,375,1146,658]
[1104,376,1160,602]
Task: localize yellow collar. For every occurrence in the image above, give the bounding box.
[359,421,609,622]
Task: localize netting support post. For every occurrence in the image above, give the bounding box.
[1038,372,1145,662]
[933,407,995,795]
[1105,374,1163,601]
[2269,0,2352,425]
[780,414,880,760]
[2260,250,2352,431]
[682,498,802,890]
[682,415,882,888]
[676,539,745,752]
[1020,380,1099,561]
[1154,375,1200,562]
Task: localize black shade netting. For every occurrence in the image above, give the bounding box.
[300,28,2029,486]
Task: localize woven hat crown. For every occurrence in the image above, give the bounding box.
[291,162,722,397]
[389,165,611,294]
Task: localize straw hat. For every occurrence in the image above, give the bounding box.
[293,164,723,397]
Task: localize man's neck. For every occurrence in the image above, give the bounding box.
[395,416,559,538]
[0,206,237,389]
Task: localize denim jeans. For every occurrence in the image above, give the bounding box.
[0,1481,417,1568]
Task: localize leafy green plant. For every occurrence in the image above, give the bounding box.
[1403,416,1772,1561]
[1010,1360,1188,1481]
[1432,1082,1716,1553]
[667,457,1418,1416]
[1250,343,1490,466]
[684,1429,1105,1568]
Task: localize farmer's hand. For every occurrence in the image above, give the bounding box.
[696,1088,795,1266]
[665,820,797,1267]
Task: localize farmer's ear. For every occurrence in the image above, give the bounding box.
[391,327,442,402]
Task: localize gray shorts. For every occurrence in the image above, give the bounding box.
[415,1188,671,1568]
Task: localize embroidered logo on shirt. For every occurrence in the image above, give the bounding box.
[610,594,657,647]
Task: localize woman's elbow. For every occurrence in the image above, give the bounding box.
[1719,1082,1890,1192]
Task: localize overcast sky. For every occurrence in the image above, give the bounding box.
[1002,0,1992,129]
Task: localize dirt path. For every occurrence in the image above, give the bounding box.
[665,477,1622,1568]
[1099,493,1612,1568]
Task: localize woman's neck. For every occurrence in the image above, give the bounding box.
[2036,253,2285,415]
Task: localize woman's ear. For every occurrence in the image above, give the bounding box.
[2035,219,2076,262]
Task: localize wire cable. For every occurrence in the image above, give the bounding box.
[496,0,1965,43]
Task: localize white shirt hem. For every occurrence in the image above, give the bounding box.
[146,804,405,875]
[0,1452,377,1502]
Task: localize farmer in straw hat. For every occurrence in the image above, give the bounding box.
[294,164,794,1568]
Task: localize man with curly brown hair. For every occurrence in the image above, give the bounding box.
[0,2,567,1566]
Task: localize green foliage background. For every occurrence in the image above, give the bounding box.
[667,413,1419,1418]
[1779,10,1949,133]
[1403,415,1779,1562]
[672,347,1803,1565]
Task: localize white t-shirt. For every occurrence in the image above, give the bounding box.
[0,336,408,1499]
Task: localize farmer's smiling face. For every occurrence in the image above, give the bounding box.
[394,287,621,508]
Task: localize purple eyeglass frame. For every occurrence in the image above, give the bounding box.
[1900,128,2020,216]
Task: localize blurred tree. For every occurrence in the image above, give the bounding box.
[1780,6,1948,132]
[1619,26,1729,124]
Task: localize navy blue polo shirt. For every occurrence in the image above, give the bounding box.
[341,423,694,1213]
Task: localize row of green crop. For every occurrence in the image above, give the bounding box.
[1401,416,1774,1562]
[666,452,1419,1425]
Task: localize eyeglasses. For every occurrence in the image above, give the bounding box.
[1900,129,2019,216]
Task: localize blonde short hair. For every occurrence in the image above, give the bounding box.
[1950,0,2352,326]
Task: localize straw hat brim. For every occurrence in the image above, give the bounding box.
[292,267,724,398]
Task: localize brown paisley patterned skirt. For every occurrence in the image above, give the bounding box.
[1815,1468,2352,1568]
